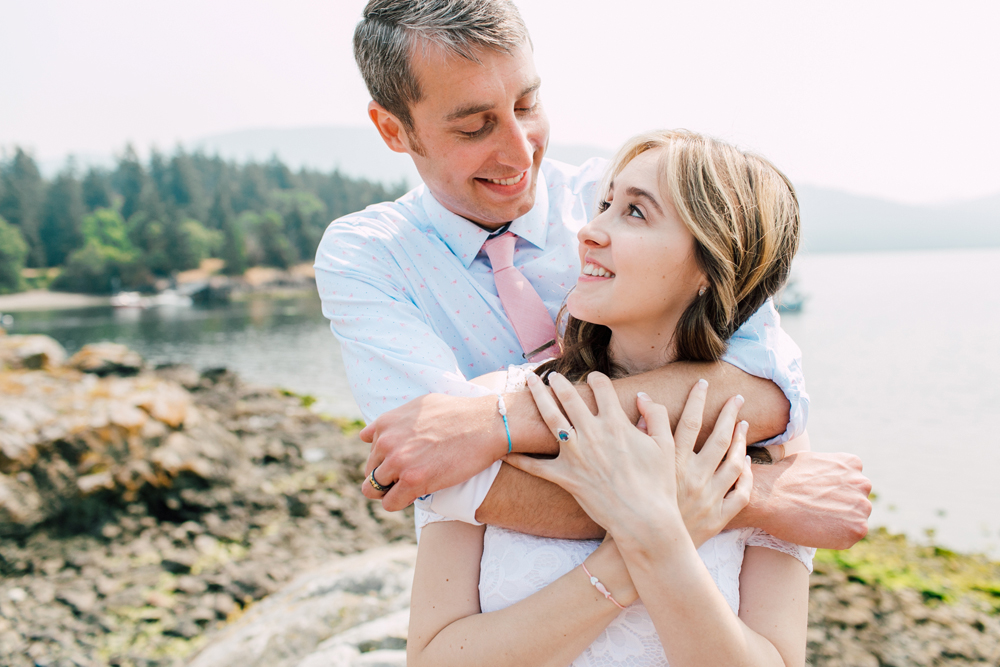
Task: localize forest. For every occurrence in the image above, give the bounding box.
[0,146,406,294]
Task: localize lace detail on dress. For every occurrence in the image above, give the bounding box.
[480,527,765,666]
[746,529,816,573]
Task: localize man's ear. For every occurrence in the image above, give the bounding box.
[368,101,414,155]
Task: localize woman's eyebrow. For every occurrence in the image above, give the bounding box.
[624,186,663,214]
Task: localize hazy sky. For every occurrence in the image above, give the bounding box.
[1,0,998,205]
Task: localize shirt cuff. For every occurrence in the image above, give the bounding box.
[426,460,504,525]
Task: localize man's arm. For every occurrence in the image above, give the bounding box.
[476,452,872,550]
[363,359,786,509]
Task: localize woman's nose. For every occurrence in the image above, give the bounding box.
[578,214,610,247]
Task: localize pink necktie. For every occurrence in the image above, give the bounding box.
[483,232,558,361]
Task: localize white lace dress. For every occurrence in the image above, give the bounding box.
[417,364,815,667]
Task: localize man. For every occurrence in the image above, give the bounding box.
[314,0,870,546]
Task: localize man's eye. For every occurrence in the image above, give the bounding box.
[461,125,490,139]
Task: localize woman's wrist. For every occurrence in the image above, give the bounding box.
[611,508,692,567]
[585,540,638,607]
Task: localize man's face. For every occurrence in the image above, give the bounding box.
[402,41,550,230]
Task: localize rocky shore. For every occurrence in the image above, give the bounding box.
[0,335,413,666]
[1,333,999,666]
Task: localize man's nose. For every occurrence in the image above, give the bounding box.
[495,117,535,172]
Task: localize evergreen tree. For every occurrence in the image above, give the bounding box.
[41,167,85,266]
[0,216,28,294]
[81,168,113,210]
[0,148,46,267]
[113,144,146,221]
[209,188,247,275]
[167,150,208,222]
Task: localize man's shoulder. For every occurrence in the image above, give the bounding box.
[325,185,424,235]
[314,185,428,271]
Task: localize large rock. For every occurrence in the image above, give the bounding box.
[67,342,144,376]
[0,334,66,370]
[0,366,243,534]
[187,545,416,667]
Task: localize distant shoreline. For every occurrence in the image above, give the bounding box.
[0,290,111,312]
[0,286,320,314]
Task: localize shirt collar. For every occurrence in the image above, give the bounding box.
[418,168,551,269]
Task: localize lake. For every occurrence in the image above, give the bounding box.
[5,247,1000,555]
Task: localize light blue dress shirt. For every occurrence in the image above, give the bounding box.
[314,157,809,524]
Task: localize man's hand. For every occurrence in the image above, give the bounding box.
[732,451,872,549]
[360,393,505,511]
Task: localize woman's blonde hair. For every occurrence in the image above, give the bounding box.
[539,129,800,381]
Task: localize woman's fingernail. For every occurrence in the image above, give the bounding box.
[637,391,651,402]
[739,420,749,432]
[527,372,540,386]
[745,455,752,467]
[734,394,745,407]
[697,378,708,389]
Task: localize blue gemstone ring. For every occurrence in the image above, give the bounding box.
[557,429,572,442]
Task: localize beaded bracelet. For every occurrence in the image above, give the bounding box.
[581,562,626,610]
[497,394,512,454]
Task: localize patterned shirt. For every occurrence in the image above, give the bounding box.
[314,157,809,523]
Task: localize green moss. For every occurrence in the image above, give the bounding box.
[815,527,1000,610]
[278,387,317,408]
[319,414,367,435]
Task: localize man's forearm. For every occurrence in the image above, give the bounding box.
[726,452,872,550]
[507,361,789,456]
[475,463,605,539]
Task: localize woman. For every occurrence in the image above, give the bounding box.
[407,130,811,667]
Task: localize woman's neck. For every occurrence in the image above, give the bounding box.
[607,319,681,376]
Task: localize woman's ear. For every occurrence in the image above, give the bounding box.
[367,101,412,155]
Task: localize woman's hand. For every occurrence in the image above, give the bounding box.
[670,379,754,547]
[505,372,752,548]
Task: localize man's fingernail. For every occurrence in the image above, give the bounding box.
[637,391,651,402]
[697,379,708,389]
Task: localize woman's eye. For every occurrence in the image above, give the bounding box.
[627,204,645,219]
[597,200,610,212]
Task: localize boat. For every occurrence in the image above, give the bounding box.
[776,277,807,314]
[111,289,193,309]
[110,292,152,309]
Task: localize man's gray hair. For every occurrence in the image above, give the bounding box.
[354,0,530,131]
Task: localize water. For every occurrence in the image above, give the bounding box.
[5,247,1000,555]
[781,248,1000,556]
[5,294,363,421]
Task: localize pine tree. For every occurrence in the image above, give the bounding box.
[0,148,46,267]
[0,216,28,293]
[81,168,113,211]
[41,165,85,267]
[211,189,247,275]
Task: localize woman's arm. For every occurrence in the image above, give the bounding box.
[407,521,636,667]
[508,371,807,667]
[617,521,809,667]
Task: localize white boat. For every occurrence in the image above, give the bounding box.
[110,292,152,309]
[150,290,193,308]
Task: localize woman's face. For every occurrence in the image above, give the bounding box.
[568,149,707,353]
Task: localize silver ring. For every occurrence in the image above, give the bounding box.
[557,428,573,442]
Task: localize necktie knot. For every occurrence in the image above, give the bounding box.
[483,231,517,272]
